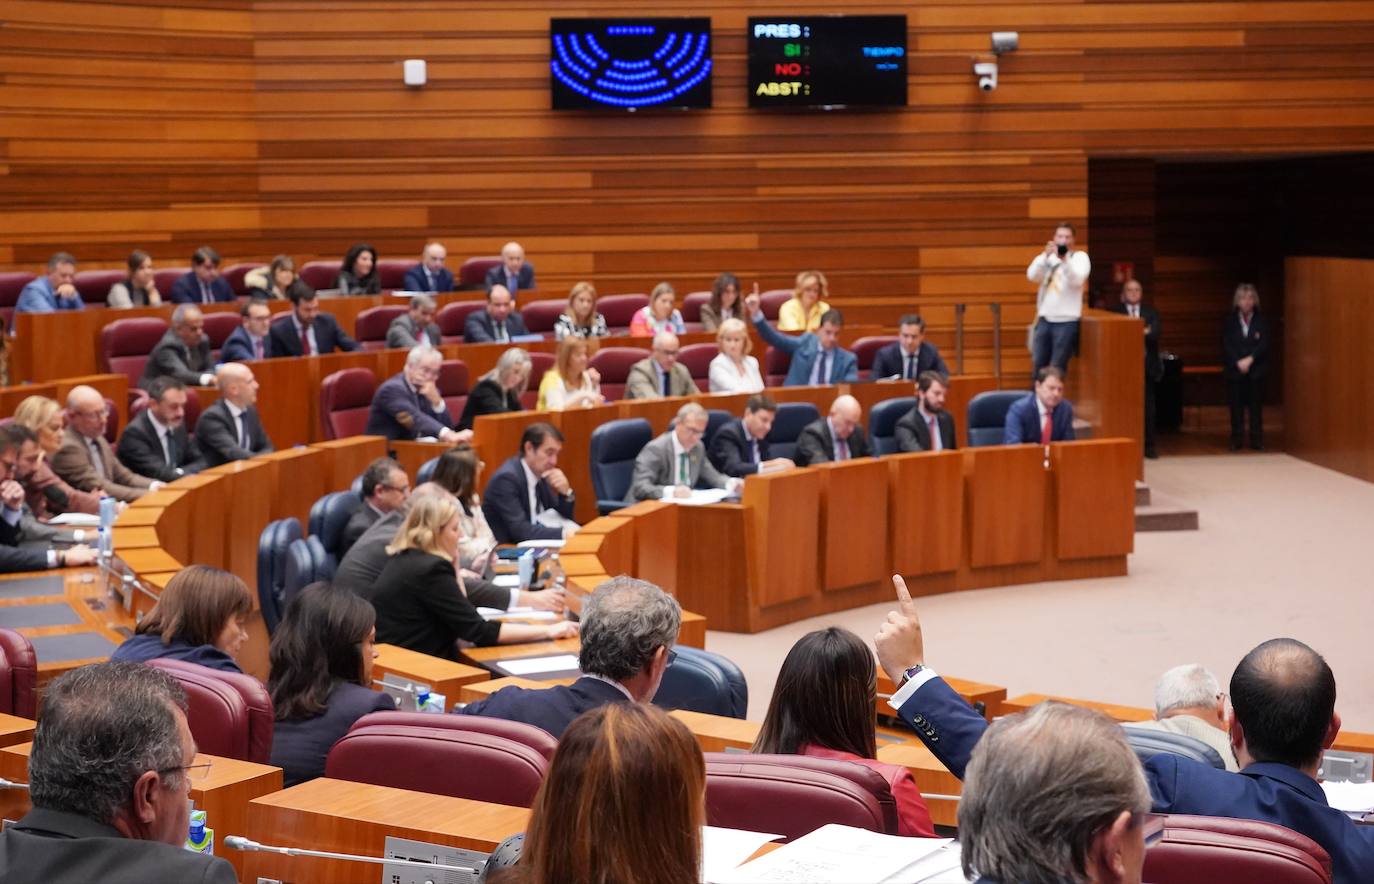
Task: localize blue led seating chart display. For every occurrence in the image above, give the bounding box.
[550,18,713,110]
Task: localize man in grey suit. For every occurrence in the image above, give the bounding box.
[628,402,740,501]
[626,332,695,399]
[139,304,217,391]
[385,294,442,349]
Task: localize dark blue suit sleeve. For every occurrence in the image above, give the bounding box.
[893,676,988,781]
[870,347,898,381]
[169,275,196,304]
[838,350,859,383]
[482,470,561,543]
[326,315,361,352]
[402,267,426,292]
[377,381,451,438]
[1059,403,1076,442]
[220,332,250,363]
[1003,398,1028,445]
[464,313,495,343]
[927,346,949,378]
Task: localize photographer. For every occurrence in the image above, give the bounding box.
[1027,222,1091,377]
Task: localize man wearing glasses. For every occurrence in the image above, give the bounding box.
[0,662,236,882]
[365,345,470,444]
[627,402,740,502]
[341,457,410,555]
[51,385,162,502]
[625,332,695,399]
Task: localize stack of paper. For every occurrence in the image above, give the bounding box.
[1322,779,1374,817]
[701,826,783,883]
[713,824,953,883]
[668,488,735,506]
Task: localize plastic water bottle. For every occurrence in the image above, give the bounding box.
[185,809,214,855]
[97,527,112,562]
[517,552,535,590]
[98,496,117,530]
[415,689,445,714]
[546,554,566,590]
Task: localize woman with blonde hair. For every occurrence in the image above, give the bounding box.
[458,348,531,430]
[537,337,604,411]
[707,318,764,394]
[629,282,686,337]
[110,565,253,672]
[11,395,101,520]
[367,494,576,660]
[778,270,832,332]
[553,281,608,340]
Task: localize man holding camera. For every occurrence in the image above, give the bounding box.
[1027,222,1091,377]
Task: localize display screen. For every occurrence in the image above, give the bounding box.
[550,18,713,110]
[747,16,907,109]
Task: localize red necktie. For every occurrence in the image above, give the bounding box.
[1040,411,1053,445]
[253,338,263,360]
[299,323,314,356]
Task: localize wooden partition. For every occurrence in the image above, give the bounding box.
[1072,309,1146,471]
[888,451,964,596]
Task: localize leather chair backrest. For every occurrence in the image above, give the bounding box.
[681,291,710,323]
[308,490,363,566]
[102,397,120,445]
[200,311,241,355]
[376,259,412,291]
[1122,724,1227,769]
[435,301,485,343]
[319,367,378,441]
[283,536,328,608]
[326,723,549,807]
[763,346,792,387]
[704,409,731,449]
[851,335,899,373]
[589,418,653,514]
[438,359,470,416]
[678,343,719,392]
[765,402,819,461]
[868,396,916,456]
[0,273,36,310]
[527,352,556,391]
[100,317,170,386]
[221,263,265,297]
[147,658,274,764]
[153,268,189,296]
[520,299,565,333]
[298,260,338,291]
[587,347,651,401]
[595,294,649,330]
[1143,814,1332,884]
[704,753,898,841]
[416,456,440,485]
[351,711,559,761]
[653,646,749,719]
[459,256,502,290]
[966,390,1026,447]
[73,269,124,305]
[354,305,407,349]
[758,290,792,320]
[256,517,302,634]
[0,628,38,719]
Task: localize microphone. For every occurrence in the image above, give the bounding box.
[0,778,30,790]
[225,836,478,874]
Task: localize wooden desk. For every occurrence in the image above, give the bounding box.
[457,675,575,705]
[1000,693,1153,722]
[390,439,448,484]
[243,778,529,883]
[172,472,228,571]
[887,451,962,596]
[471,411,557,495]
[312,436,388,490]
[815,459,888,595]
[260,447,328,528]
[962,444,1046,583]
[1051,439,1135,566]
[0,715,34,749]
[372,644,489,711]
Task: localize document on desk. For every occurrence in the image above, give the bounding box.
[714,824,949,883]
[700,825,783,883]
[885,842,968,883]
[1322,780,1374,814]
[47,513,99,527]
[669,488,734,506]
[497,654,580,677]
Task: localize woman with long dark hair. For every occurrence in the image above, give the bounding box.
[430,444,498,575]
[337,243,381,294]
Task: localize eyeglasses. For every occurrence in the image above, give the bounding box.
[159,761,213,782]
[665,647,678,666]
[1139,812,1166,847]
[382,483,410,494]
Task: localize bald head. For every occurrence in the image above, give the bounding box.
[216,362,258,408]
[1230,638,1338,769]
[828,395,862,441]
[651,331,681,373]
[500,241,526,276]
[66,385,102,412]
[65,385,108,440]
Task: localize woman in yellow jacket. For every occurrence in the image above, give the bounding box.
[777,269,832,332]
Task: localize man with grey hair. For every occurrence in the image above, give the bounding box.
[1123,663,1237,771]
[626,331,695,399]
[364,345,469,443]
[15,252,84,314]
[140,303,216,390]
[460,576,681,738]
[386,293,442,349]
[0,662,236,882]
[628,401,739,501]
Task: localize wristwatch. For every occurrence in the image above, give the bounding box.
[897,664,925,688]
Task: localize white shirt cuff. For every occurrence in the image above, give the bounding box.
[661,486,675,499]
[46,550,58,568]
[507,588,520,609]
[887,667,940,712]
[200,374,214,386]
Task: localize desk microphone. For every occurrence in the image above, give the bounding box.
[225,835,478,875]
[0,778,28,790]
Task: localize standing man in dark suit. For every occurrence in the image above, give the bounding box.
[708,394,795,477]
[340,458,409,555]
[1109,279,1163,459]
[795,394,871,466]
[895,372,957,452]
[195,363,273,466]
[628,402,739,501]
[0,662,238,884]
[385,294,442,349]
[169,245,235,304]
[745,292,859,386]
[116,378,205,483]
[870,314,950,382]
[462,576,680,738]
[268,288,360,357]
[140,305,217,390]
[463,285,529,343]
[1222,282,1269,452]
[364,345,469,444]
[1003,366,1076,445]
[402,241,454,293]
[219,298,273,362]
[483,241,536,299]
[482,422,578,543]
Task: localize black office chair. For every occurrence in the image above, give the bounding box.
[765,402,819,462]
[966,390,1026,447]
[653,646,749,719]
[256,518,302,634]
[282,535,330,610]
[589,418,653,515]
[308,490,362,571]
[1121,724,1228,769]
[868,396,916,456]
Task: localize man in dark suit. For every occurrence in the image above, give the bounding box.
[1003,366,1076,445]
[195,363,273,466]
[364,345,468,444]
[169,245,235,304]
[463,285,529,343]
[795,395,871,466]
[341,458,408,556]
[1110,279,1163,458]
[709,394,796,477]
[482,241,536,299]
[870,314,950,382]
[0,662,237,883]
[462,576,680,738]
[895,371,958,453]
[745,292,859,386]
[629,402,739,501]
[116,378,205,483]
[402,241,454,293]
[219,298,273,362]
[482,422,577,543]
[268,289,360,357]
[0,426,97,573]
[140,304,217,390]
[874,578,1374,884]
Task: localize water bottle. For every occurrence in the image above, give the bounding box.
[98,496,117,532]
[97,527,112,562]
[185,809,214,855]
[546,553,566,590]
[517,552,535,590]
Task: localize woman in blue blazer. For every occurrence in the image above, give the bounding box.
[110,565,251,672]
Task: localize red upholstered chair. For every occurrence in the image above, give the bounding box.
[704,753,898,842]
[221,262,265,297]
[589,347,650,401]
[147,658,274,764]
[527,350,556,386]
[458,256,502,290]
[0,628,38,719]
[764,346,792,387]
[596,294,649,332]
[153,268,189,296]
[678,343,719,392]
[681,291,710,323]
[326,714,555,807]
[1144,815,1332,884]
[129,389,196,432]
[73,269,124,306]
[0,272,36,329]
[521,299,566,334]
[100,317,170,388]
[376,259,413,291]
[201,311,241,358]
[319,368,378,440]
[759,289,793,320]
[435,301,486,344]
[298,260,339,291]
[438,359,470,417]
[852,335,898,375]
[354,305,407,351]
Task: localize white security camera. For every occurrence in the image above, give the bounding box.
[974,62,998,92]
[991,32,1019,55]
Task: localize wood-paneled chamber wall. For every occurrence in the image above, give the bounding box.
[4,1,1374,325]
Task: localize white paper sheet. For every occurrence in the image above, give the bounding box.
[490,574,521,588]
[667,488,733,506]
[1322,779,1374,813]
[47,513,100,527]
[701,826,783,883]
[481,608,559,622]
[498,654,580,676]
[517,537,565,548]
[715,825,948,884]
[882,842,966,883]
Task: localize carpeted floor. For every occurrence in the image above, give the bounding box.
[707,452,1374,730]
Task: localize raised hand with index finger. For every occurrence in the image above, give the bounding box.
[874,574,925,686]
